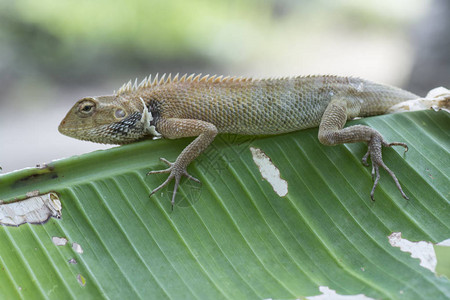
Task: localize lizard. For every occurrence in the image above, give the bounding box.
[59,73,424,208]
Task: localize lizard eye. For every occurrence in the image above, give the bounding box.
[78,100,96,115]
[115,109,126,119]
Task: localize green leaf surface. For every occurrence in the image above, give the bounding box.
[435,245,450,279]
[0,110,449,299]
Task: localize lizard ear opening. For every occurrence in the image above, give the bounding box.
[77,99,96,116]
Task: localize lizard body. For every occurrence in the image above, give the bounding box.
[59,74,419,207]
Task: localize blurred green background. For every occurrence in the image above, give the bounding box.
[0,0,449,173]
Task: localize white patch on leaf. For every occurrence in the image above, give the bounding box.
[388,232,437,272]
[250,147,288,197]
[306,286,375,300]
[0,192,61,226]
[72,242,84,254]
[52,237,68,246]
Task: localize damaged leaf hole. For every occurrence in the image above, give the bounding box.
[0,192,61,226]
[72,242,84,254]
[250,147,288,197]
[77,274,86,287]
[388,232,450,276]
[52,236,68,246]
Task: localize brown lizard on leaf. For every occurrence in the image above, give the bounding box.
[58,74,446,208]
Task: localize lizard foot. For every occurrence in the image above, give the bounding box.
[147,158,201,209]
[361,134,409,201]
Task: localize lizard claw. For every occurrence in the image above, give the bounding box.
[147,157,201,209]
[365,134,409,201]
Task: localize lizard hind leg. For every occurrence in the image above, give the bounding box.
[318,99,409,201]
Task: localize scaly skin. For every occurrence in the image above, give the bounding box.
[59,74,419,207]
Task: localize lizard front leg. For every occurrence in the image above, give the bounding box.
[318,99,408,200]
[148,118,218,208]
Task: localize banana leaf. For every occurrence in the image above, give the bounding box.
[0,110,449,299]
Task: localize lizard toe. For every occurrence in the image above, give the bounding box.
[386,142,408,153]
[362,149,370,167]
[182,170,201,183]
[147,158,175,175]
[150,173,175,196]
[370,163,380,201]
[147,168,172,175]
[159,157,174,166]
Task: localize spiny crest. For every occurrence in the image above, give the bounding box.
[115,73,255,95]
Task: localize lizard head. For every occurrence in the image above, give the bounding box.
[59,95,152,144]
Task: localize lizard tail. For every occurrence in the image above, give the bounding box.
[386,87,450,114]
